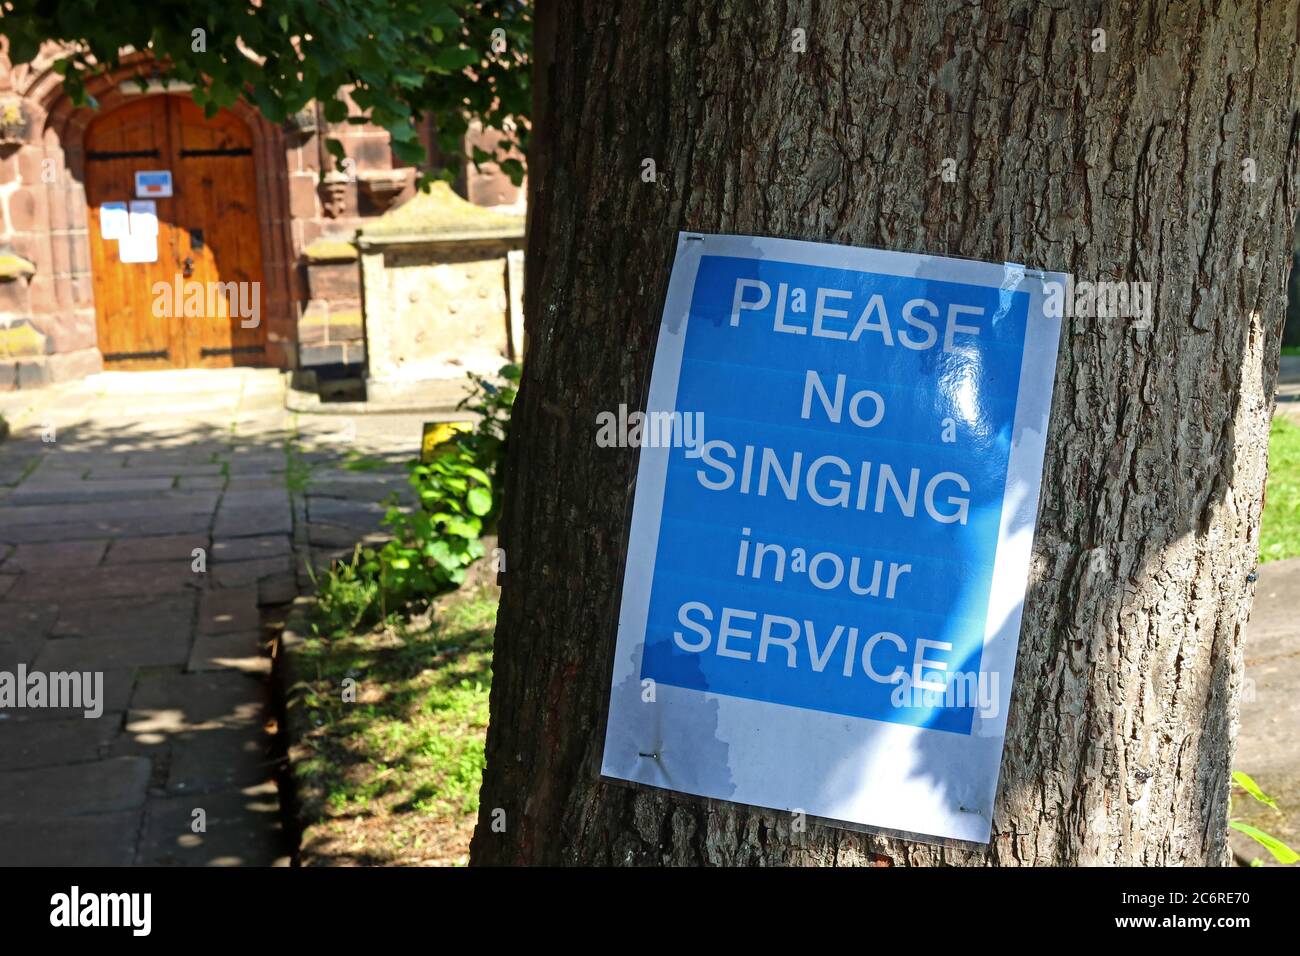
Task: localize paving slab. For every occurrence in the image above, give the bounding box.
[220,489,291,510]
[1233,557,1300,865]
[0,491,220,529]
[95,463,224,479]
[259,572,298,607]
[105,533,210,564]
[0,604,58,643]
[177,475,228,491]
[0,756,150,816]
[211,534,292,562]
[0,715,123,770]
[225,476,291,491]
[187,630,270,675]
[34,630,191,671]
[164,725,278,795]
[0,510,213,544]
[198,587,260,634]
[226,454,287,475]
[212,555,294,589]
[0,811,142,865]
[52,593,195,639]
[8,559,200,602]
[1,668,137,722]
[5,539,109,570]
[307,496,391,530]
[0,634,45,669]
[213,506,292,538]
[137,786,288,867]
[7,477,176,505]
[128,670,268,732]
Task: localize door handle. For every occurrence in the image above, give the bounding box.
[182,256,195,278]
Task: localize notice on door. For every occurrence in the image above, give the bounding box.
[99,202,129,240]
[127,200,158,236]
[600,233,1065,843]
[118,201,159,264]
[135,170,173,198]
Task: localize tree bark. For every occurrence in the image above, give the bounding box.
[471,0,1300,865]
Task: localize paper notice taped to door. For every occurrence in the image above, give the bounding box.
[128,200,158,236]
[99,202,129,240]
[118,230,157,264]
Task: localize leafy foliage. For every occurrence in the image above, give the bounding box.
[1230,770,1299,865]
[312,364,518,633]
[0,0,530,183]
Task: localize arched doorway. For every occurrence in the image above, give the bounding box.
[83,95,268,369]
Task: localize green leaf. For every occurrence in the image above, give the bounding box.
[434,46,480,72]
[1232,771,1280,810]
[391,139,426,166]
[466,486,492,516]
[499,157,526,187]
[1229,821,1300,864]
[440,518,480,539]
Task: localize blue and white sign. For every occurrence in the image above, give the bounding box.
[134,170,173,198]
[601,233,1064,843]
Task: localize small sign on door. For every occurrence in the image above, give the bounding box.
[135,170,173,198]
[127,200,158,236]
[99,202,129,240]
[118,200,159,263]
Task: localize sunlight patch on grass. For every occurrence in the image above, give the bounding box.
[1260,416,1300,563]
[291,585,497,865]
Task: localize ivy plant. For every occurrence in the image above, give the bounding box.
[313,364,519,632]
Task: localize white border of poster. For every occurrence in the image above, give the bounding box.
[600,232,1065,843]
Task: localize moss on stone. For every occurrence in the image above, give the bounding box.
[302,239,359,262]
[0,253,36,281]
[0,322,46,358]
[358,181,524,241]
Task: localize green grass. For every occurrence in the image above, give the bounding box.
[289,585,497,865]
[1260,416,1300,563]
[1281,345,1300,357]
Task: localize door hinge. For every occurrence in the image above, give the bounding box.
[103,349,169,361]
[200,345,266,357]
[87,149,161,161]
[180,147,253,157]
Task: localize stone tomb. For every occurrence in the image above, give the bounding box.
[356,181,525,406]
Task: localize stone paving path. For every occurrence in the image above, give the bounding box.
[1232,556,1300,864]
[0,369,297,865]
[0,368,442,865]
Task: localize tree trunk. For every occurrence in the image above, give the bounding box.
[471,0,1300,865]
